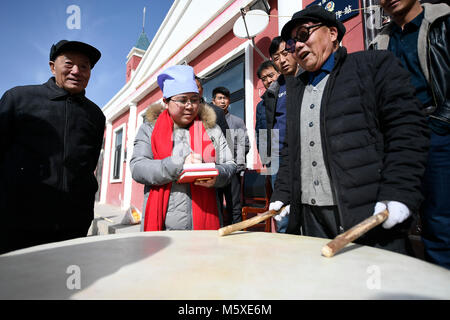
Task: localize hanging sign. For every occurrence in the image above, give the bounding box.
[307,0,360,22]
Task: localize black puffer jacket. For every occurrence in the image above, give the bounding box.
[0,78,105,233]
[271,47,430,234]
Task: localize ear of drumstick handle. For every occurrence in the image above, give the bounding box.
[218,206,286,236]
[321,209,389,258]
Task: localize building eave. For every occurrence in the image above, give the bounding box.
[102,0,255,122]
[126,47,146,63]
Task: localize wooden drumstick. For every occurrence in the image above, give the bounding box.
[218,207,286,236]
[321,209,389,258]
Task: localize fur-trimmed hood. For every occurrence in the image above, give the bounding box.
[145,102,217,129]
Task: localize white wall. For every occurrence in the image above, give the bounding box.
[278,0,303,34]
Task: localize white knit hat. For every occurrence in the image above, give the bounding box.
[157,65,199,98]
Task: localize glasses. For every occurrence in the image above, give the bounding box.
[286,23,324,53]
[260,72,277,82]
[169,96,201,108]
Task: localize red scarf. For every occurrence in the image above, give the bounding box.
[144,109,220,231]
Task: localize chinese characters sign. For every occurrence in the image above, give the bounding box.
[307,0,360,22]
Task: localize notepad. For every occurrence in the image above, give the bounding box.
[177,163,218,184]
[182,163,216,170]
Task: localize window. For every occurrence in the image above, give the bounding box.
[202,55,245,121]
[113,129,123,180]
[111,124,126,182]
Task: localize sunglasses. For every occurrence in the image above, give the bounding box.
[286,23,324,53]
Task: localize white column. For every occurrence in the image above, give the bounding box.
[100,121,113,204]
[123,102,137,209]
[244,40,255,169]
[278,0,303,34]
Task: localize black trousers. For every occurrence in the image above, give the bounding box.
[301,204,414,256]
[218,173,242,225]
[0,224,90,255]
[1,205,92,255]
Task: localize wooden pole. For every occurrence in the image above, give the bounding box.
[143,7,146,32]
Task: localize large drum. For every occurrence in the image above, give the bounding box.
[1,231,449,299]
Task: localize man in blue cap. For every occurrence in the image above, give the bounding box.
[269,5,430,254]
[0,40,105,254]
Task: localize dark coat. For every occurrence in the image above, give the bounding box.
[0,78,105,249]
[271,47,430,236]
[209,103,229,136]
[370,3,450,129]
[205,102,233,153]
[255,75,283,163]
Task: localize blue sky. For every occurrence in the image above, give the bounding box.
[0,0,174,108]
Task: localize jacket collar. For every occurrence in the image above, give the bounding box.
[333,46,347,67]
[295,47,346,82]
[262,74,285,99]
[268,75,282,94]
[391,10,423,34]
[422,3,450,24]
[45,77,86,100]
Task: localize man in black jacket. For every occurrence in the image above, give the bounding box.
[255,37,299,233]
[195,76,229,137]
[372,0,450,268]
[269,5,429,254]
[212,86,249,225]
[0,40,105,254]
[255,60,279,158]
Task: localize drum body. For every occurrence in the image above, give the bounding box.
[1,231,449,299]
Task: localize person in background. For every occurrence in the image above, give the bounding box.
[269,5,429,255]
[0,40,105,254]
[255,60,280,162]
[212,86,249,225]
[372,0,450,268]
[256,36,300,233]
[130,65,236,231]
[195,76,230,138]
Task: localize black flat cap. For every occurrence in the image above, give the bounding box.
[49,40,101,69]
[281,5,346,42]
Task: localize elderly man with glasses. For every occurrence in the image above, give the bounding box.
[269,5,430,255]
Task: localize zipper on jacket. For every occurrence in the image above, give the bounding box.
[61,98,69,193]
[320,102,345,234]
[426,21,438,108]
[319,50,346,234]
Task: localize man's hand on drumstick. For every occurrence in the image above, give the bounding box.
[372,201,410,229]
[269,201,290,221]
